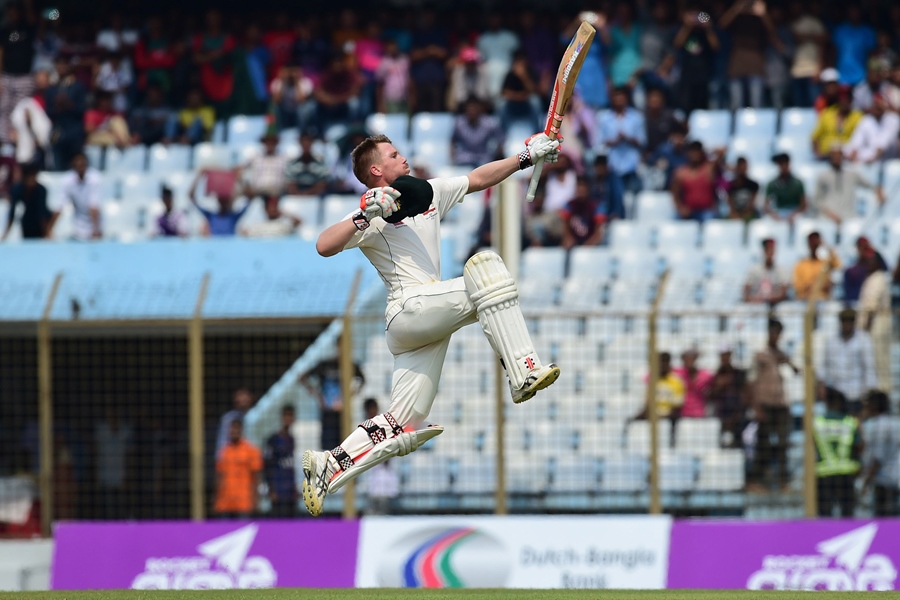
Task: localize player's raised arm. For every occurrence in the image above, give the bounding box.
[466,134,560,194]
[316,187,400,257]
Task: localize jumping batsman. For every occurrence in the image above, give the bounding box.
[301,133,562,516]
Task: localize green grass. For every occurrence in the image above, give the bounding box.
[1,590,880,600]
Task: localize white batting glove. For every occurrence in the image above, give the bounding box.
[360,186,401,221]
[526,133,561,164]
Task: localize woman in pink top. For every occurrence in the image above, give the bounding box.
[673,349,714,418]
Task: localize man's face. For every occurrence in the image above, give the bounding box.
[823,81,839,97]
[646,90,664,111]
[234,389,253,411]
[807,234,821,255]
[375,143,409,184]
[735,159,747,177]
[464,101,481,121]
[764,242,775,262]
[682,351,697,369]
[229,422,243,444]
[263,138,278,155]
[777,160,790,176]
[72,155,87,176]
[162,195,173,211]
[300,135,314,152]
[840,316,855,337]
[594,162,608,179]
[768,326,781,345]
[575,181,590,200]
[688,147,704,165]
[829,148,843,168]
[611,92,627,112]
[719,351,733,368]
[265,198,280,219]
[659,355,671,375]
[868,69,883,86]
[281,410,295,429]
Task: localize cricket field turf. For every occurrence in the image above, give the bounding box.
[0,590,879,599]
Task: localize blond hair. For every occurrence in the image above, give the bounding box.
[350,134,393,186]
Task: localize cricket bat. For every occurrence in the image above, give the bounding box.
[525,21,596,202]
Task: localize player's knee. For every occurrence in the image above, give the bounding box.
[463,250,518,311]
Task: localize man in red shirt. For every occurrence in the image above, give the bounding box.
[214,420,262,519]
[560,176,606,249]
[671,141,719,222]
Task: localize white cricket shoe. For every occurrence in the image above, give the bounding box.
[301,449,336,517]
[511,363,560,404]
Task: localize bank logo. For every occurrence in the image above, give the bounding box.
[131,524,277,590]
[748,524,897,591]
[377,526,512,588]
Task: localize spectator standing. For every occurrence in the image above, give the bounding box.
[589,154,625,221]
[59,152,102,240]
[193,10,236,117]
[45,58,87,169]
[647,120,689,191]
[764,153,806,222]
[845,94,899,164]
[312,55,362,132]
[671,141,718,221]
[0,0,37,145]
[764,5,793,110]
[447,47,491,114]
[743,238,790,305]
[239,131,289,201]
[95,13,138,54]
[270,67,313,131]
[174,88,215,145]
[560,176,605,249]
[190,169,249,237]
[843,237,888,303]
[518,11,556,86]
[747,318,797,492]
[262,13,295,82]
[498,52,541,131]
[230,24,271,117]
[813,68,842,112]
[637,1,677,99]
[154,185,188,238]
[94,406,133,520]
[285,130,330,196]
[819,308,877,415]
[133,16,177,96]
[599,87,645,195]
[10,77,52,169]
[129,84,174,146]
[814,387,861,517]
[301,357,365,452]
[861,391,900,516]
[476,13,520,100]
[606,3,642,89]
[264,405,298,518]
[673,349,714,419]
[450,98,503,168]
[793,231,841,300]
[375,40,410,115]
[852,59,891,113]
[832,6,875,87]
[811,90,863,160]
[708,344,748,447]
[95,51,133,114]
[2,164,52,240]
[409,11,449,113]
[788,1,827,108]
[857,248,892,392]
[567,13,609,110]
[726,156,760,221]
[813,147,884,224]
[720,0,778,109]
[292,20,330,81]
[241,197,300,238]
[360,398,399,515]
[673,6,720,113]
[635,352,686,424]
[643,88,682,160]
[542,153,578,216]
[215,388,255,457]
[214,419,262,519]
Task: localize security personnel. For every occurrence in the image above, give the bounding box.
[814,387,862,517]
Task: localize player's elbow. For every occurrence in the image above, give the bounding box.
[315,236,341,257]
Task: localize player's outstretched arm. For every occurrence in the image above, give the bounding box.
[466,134,560,194]
[316,219,358,257]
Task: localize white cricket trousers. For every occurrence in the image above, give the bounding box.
[383,277,478,425]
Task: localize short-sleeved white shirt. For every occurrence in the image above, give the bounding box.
[58,168,102,240]
[343,176,469,315]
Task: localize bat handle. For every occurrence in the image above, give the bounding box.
[525,156,546,202]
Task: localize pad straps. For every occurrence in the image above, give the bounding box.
[357,411,404,446]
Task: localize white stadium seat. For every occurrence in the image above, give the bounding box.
[520,246,567,281]
[702,219,746,251]
[779,108,817,137]
[625,419,672,455]
[657,221,700,250]
[727,136,774,166]
[600,454,648,492]
[687,110,732,148]
[773,134,814,165]
[410,112,455,145]
[696,449,746,491]
[148,144,192,173]
[658,452,696,492]
[748,219,790,250]
[365,113,410,145]
[226,115,268,147]
[193,142,234,169]
[674,418,721,453]
[105,145,147,173]
[322,195,358,226]
[734,108,777,139]
[635,191,676,221]
[608,221,655,250]
[568,246,615,280]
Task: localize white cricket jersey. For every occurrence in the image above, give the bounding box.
[343,175,469,318]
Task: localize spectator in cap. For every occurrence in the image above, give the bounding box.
[763,153,807,222]
[743,238,790,305]
[852,58,892,112]
[831,5,875,87]
[813,146,884,224]
[154,185,188,237]
[844,94,899,164]
[788,1,827,108]
[813,68,842,112]
[818,307,876,415]
[811,89,863,159]
[793,231,841,300]
[447,46,491,114]
[843,237,889,302]
[857,247,892,391]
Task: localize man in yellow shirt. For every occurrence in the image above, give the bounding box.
[794,231,841,300]
[811,90,863,159]
[635,352,686,420]
[176,88,216,145]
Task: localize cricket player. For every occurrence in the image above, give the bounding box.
[302,132,562,516]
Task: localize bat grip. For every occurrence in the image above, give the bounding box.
[525,156,545,202]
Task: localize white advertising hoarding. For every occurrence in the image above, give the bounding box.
[357,515,672,589]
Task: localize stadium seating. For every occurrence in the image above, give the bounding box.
[734,108,778,139]
[226,115,269,148]
[687,110,732,148]
[779,108,817,137]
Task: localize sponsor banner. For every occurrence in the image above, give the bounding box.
[357,515,672,589]
[52,520,359,590]
[669,520,900,591]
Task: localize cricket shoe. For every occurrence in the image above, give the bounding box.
[511,363,560,404]
[302,449,337,517]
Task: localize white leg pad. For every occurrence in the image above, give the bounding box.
[464,250,541,390]
[328,425,443,492]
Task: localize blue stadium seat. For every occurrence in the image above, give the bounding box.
[779,108,817,137]
[702,220,745,251]
[147,144,192,173]
[599,454,649,492]
[410,112,454,145]
[663,247,707,278]
[521,246,567,281]
[322,195,358,226]
[657,221,700,250]
[734,108,777,139]
[773,134,814,165]
[120,173,162,203]
[226,115,268,147]
[727,136,774,166]
[883,159,900,196]
[193,142,234,169]
[85,145,104,170]
[105,145,147,173]
[412,140,451,170]
[658,452,697,492]
[687,110,732,148]
[634,191,676,221]
[365,113,410,146]
[568,246,614,280]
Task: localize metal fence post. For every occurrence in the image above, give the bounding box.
[37,274,62,537]
[341,269,363,519]
[648,271,669,515]
[188,274,210,521]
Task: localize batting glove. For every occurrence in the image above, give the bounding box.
[518,133,561,170]
[360,186,401,221]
